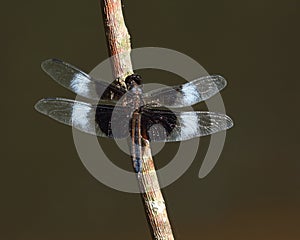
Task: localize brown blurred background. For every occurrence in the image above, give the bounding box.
[1,0,300,239]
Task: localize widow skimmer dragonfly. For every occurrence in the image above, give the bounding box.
[35,59,233,172]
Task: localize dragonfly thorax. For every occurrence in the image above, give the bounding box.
[123,74,144,110]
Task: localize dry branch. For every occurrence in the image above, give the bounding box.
[99,0,175,239]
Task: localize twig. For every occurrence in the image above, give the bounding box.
[99,0,175,239]
[100,0,133,88]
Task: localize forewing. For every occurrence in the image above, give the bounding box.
[41,59,127,101]
[141,108,233,142]
[34,98,130,139]
[143,75,227,108]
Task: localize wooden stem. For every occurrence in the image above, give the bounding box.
[100,0,133,87]
[138,141,175,239]
[99,1,175,239]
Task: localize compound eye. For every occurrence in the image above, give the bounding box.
[125,76,134,90]
[133,74,142,85]
[125,75,133,85]
[125,74,142,84]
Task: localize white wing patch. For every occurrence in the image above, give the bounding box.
[181,83,201,106]
[178,112,200,140]
[71,102,94,133]
[70,73,93,98]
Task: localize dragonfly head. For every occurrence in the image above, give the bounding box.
[125,74,142,90]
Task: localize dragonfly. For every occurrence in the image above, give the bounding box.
[35,59,233,172]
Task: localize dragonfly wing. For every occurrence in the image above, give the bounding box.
[34,98,130,139]
[41,59,127,101]
[143,75,227,108]
[141,108,233,142]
